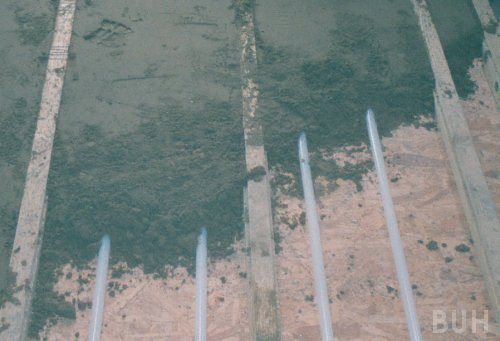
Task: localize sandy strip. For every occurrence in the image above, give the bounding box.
[411,0,500,324]
[239,9,281,339]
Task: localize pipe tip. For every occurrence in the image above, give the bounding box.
[299,131,306,141]
[298,132,309,162]
[101,234,110,246]
[199,227,207,240]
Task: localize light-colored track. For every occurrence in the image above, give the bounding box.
[471,0,500,107]
[412,0,500,325]
[239,9,282,340]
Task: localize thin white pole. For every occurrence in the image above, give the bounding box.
[298,133,334,341]
[195,227,208,341]
[366,109,422,341]
[88,235,111,341]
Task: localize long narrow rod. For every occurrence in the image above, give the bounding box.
[88,235,111,341]
[195,227,208,341]
[298,133,334,341]
[366,109,422,341]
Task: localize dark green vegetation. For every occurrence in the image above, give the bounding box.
[0,98,37,308]
[255,2,435,191]
[386,285,398,297]
[484,18,498,34]
[0,269,20,309]
[426,0,484,98]
[246,166,267,182]
[14,7,52,46]
[27,0,247,335]
[489,0,500,20]
[426,240,439,250]
[30,100,246,336]
[230,0,254,23]
[0,0,56,315]
[455,243,471,253]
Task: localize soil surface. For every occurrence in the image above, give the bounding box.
[44,61,500,338]
[45,115,499,340]
[1,0,499,340]
[42,242,249,340]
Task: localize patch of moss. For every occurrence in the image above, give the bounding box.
[0,322,10,333]
[0,269,20,309]
[14,8,51,46]
[455,243,471,253]
[0,96,39,308]
[30,290,75,334]
[491,0,500,19]
[426,0,483,98]
[111,266,131,279]
[76,300,90,311]
[229,0,255,24]
[484,18,498,34]
[421,120,437,131]
[29,99,246,336]
[0,97,37,172]
[426,240,439,250]
[298,212,306,226]
[246,166,267,182]
[386,285,398,296]
[273,227,282,254]
[281,216,298,230]
[255,10,434,191]
[270,171,298,197]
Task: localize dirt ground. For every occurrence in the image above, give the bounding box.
[274,129,496,340]
[272,62,499,341]
[42,64,500,340]
[272,61,499,340]
[41,240,250,340]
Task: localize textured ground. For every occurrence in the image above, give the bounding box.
[1,1,499,340]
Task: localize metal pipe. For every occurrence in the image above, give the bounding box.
[88,235,110,341]
[366,109,422,341]
[298,132,334,341]
[195,227,208,341]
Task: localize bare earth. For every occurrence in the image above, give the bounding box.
[42,241,250,340]
[274,125,496,340]
[43,63,499,340]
